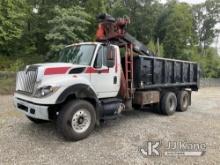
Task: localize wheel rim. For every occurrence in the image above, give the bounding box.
[169,97,175,112]
[71,109,91,134]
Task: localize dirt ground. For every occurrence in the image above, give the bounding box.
[0,87,220,165]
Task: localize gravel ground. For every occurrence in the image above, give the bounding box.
[0,87,220,165]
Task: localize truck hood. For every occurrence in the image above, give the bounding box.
[27,62,88,82]
[33,62,85,68]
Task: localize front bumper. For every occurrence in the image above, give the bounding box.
[13,97,49,120]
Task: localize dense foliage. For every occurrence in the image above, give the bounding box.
[0,0,219,77]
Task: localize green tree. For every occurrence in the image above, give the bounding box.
[156,2,194,59]
[21,0,82,57]
[193,0,220,51]
[0,0,27,55]
[45,6,91,52]
[111,0,163,45]
[147,39,164,57]
[85,0,108,14]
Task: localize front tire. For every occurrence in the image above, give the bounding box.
[161,92,177,115]
[57,100,96,141]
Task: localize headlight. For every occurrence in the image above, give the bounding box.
[34,86,60,98]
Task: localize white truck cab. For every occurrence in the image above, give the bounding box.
[14,42,124,140]
[14,42,121,102]
[13,40,197,141]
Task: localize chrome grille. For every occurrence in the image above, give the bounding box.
[16,67,38,94]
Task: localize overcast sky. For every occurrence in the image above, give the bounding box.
[160,0,206,4]
[179,0,205,4]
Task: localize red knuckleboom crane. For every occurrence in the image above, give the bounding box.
[95,13,154,100]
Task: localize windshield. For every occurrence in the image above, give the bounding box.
[59,44,96,65]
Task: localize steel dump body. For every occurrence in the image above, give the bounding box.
[133,55,199,91]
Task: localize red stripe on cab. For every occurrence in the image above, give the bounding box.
[44,67,70,75]
[85,67,109,73]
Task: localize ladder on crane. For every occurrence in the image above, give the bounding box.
[125,44,134,99]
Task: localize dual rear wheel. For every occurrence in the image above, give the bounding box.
[160,90,190,115]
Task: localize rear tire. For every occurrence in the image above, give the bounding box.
[57,100,96,141]
[26,115,49,124]
[177,91,190,112]
[161,92,177,115]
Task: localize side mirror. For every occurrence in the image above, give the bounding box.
[106,46,115,68]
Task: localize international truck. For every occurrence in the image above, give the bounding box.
[13,14,199,141]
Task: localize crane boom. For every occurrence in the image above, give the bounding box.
[95,13,154,56]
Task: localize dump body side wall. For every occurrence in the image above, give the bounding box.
[133,55,199,91]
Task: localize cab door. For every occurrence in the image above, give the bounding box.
[90,45,120,98]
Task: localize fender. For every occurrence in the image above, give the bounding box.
[56,84,102,123]
[56,84,98,103]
